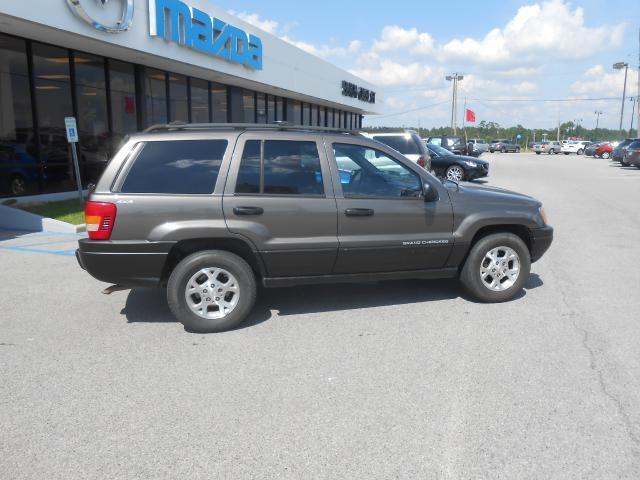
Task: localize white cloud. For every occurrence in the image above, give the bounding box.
[281,37,361,58]
[372,25,434,56]
[514,81,538,93]
[350,61,444,87]
[570,64,626,95]
[439,0,626,66]
[229,11,279,34]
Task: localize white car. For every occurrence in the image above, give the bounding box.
[561,141,591,155]
[361,131,431,169]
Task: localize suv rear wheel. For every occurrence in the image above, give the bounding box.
[167,250,257,332]
[460,233,531,302]
[501,147,507,153]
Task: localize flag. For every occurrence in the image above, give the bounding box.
[465,108,476,123]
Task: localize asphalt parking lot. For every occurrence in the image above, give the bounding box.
[2,152,640,479]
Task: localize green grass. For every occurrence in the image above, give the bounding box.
[20,198,86,225]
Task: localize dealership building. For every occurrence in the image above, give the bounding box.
[0,0,379,197]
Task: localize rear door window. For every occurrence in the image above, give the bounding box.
[235,140,324,195]
[120,140,227,194]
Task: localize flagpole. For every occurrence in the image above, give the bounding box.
[463,97,468,143]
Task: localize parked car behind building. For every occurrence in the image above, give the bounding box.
[533,141,562,154]
[561,141,591,155]
[623,139,640,168]
[425,136,468,156]
[613,139,638,165]
[425,143,489,182]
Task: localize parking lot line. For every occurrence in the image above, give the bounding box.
[0,244,77,257]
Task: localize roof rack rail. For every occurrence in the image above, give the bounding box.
[143,121,361,135]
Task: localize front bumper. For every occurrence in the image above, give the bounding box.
[76,239,176,287]
[530,226,553,263]
[465,163,489,180]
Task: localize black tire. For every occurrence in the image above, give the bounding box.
[489,149,494,153]
[460,233,531,303]
[515,147,520,153]
[549,149,555,155]
[601,151,610,159]
[167,250,257,333]
[501,147,507,153]
[535,152,541,155]
[577,149,584,155]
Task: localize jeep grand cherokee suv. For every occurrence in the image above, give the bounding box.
[77,124,553,333]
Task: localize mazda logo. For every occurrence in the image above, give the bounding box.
[66,0,134,33]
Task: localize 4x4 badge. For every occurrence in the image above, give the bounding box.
[66,0,134,33]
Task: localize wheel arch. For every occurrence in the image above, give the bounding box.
[160,236,266,284]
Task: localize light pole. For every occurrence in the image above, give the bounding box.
[630,97,637,136]
[613,62,629,138]
[446,73,464,135]
[594,110,603,139]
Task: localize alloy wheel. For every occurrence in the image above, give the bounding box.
[185,267,240,319]
[480,246,521,292]
[446,165,464,182]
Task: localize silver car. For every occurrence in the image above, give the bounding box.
[467,139,489,155]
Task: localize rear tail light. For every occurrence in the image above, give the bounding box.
[85,201,116,240]
[417,156,427,168]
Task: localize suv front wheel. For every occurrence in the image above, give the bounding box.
[460,233,531,302]
[167,250,257,332]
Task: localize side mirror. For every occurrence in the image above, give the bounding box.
[423,182,438,202]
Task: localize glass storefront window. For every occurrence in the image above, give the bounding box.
[302,103,310,126]
[190,78,209,123]
[319,107,326,128]
[242,89,255,123]
[267,95,275,124]
[108,60,137,151]
[0,34,36,196]
[168,73,188,122]
[276,97,283,122]
[142,68,167,127]
[32,43,75,194]
[256,92,266,123]
[74,52,109,186]
[287,100,301,124]
[211,82,227,123]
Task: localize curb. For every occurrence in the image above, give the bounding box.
[0,205,84,234]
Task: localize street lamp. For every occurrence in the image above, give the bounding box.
[613,62,629,138]
[594,110,603,139]
[630,97,637,137]
[446,73,464,135]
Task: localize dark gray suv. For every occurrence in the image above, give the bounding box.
[77,124,553,332]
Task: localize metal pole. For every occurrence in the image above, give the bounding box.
[631,97,637,136]
[70,142,83,203]
[450,79,455,132]
[619,64,628,136]
[637,27,640,136]
[453,77,458,135]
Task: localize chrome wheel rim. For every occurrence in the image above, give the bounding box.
[446,166,464,182]
[185,268,240,319]
[480,246,520,292]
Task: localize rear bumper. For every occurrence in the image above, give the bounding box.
[76,239,175,287]
[530,226,553,263]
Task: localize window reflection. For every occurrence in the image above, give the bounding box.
[190,78,209,123]
[168,73,188,122]
[211,82,227,123]
[32,43,74,193]
[109,60,137,151]
[256,92,266,124]
[74,52,109,186]
[242,89,255,123]
[143,68,167,127]
[0,34,36,196]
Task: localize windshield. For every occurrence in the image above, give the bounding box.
[372,134,421,155]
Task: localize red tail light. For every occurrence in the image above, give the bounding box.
[85,201,116,240]
[417,156,427,168]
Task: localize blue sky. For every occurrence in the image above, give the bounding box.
[214,0,639,130]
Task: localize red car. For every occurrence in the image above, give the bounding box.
[594,142,613,159]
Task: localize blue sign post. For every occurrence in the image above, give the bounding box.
[65,117,83,203]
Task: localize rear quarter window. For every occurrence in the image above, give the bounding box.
[119,140,227,194]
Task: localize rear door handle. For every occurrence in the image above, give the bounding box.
[233,206,264,216]
[345,208,374,217]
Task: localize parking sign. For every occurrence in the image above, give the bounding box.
[64,117,79,143]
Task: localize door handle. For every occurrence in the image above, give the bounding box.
[233,206,264,216]
[345,208,374,217]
